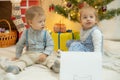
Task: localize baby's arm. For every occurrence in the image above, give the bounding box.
[92,29,103,52]
[15,30,26,59]
[43,31,54,55]
[38,31,54,62]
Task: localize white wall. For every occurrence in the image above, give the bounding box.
[100,0,120,40]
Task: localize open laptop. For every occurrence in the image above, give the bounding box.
[60,52,102,80]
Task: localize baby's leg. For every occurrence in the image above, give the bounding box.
[66,40,74,48]
[51,57,60,73]
[69,42,86,51]
[42,51,60,73]
[5,51,40,74]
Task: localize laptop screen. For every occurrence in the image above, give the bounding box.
[60,52,102,80]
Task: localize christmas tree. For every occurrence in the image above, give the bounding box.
[49,0,120,22]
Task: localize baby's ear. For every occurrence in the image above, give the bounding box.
[78,17,81,23]
[95,20,98,24]
[28,20,32,25]
[10,0,22,4]
[79,20,82,23]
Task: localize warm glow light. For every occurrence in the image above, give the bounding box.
[56,12,58,14]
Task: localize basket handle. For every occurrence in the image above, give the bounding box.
[0,19,11,32]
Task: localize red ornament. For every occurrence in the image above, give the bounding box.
[11,16,16,20]
[49,7,52,12]
[49,4,54,12]
[51,5,54,10]
[102,6,107,12]
[66,2,72,8]
[78,3,84,9]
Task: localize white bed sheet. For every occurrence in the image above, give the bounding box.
[103,40,120,72]
[0,40,120,80]
[102,40,120,80]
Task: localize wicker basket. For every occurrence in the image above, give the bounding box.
[0,19,17,48]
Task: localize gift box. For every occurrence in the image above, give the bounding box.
[53,23,66,33]
[51,32,75,51]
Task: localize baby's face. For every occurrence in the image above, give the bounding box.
[29,14,46,30]
[80,10,97,30]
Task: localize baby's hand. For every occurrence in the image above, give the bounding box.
[38,53,48,62]
[12,57,19,61]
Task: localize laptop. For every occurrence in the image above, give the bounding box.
[60,52,102,80]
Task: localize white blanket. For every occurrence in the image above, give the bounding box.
[0,40,120,80]
[0,57,59,80]
[103,40,120,73]
[0,46,59,80]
